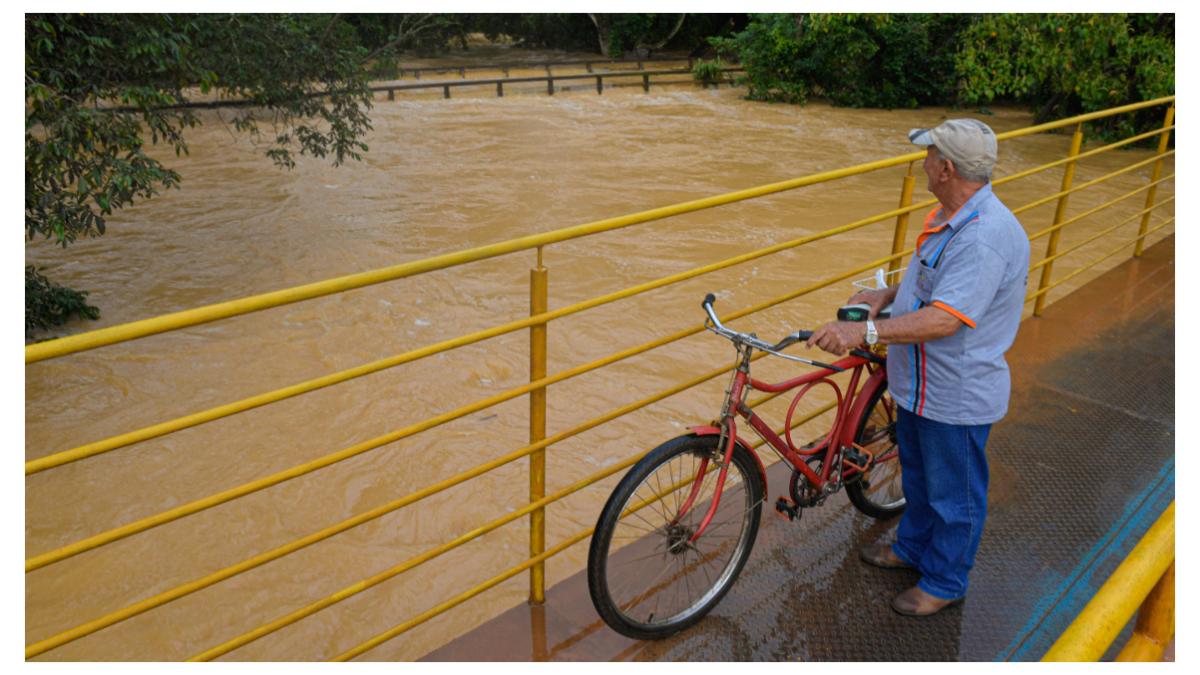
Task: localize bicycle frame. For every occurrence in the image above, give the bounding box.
[685,342,889,542]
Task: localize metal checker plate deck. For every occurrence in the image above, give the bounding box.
[423,236,1174,662]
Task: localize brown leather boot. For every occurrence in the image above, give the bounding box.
[859,543,913,569]
[891,585,964,616]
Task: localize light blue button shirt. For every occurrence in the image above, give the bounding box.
[887,183,1031,425]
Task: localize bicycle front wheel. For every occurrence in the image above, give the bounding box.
[587,434,764,640]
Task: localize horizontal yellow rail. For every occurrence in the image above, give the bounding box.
[1030,196,1175,273]
[1010,151,1175,218]
[25,95,1175,661]
[1042,501,1174,661]
[992,125,1175,190]
[25,356,735,658]
[992,96,1174,142]
[24,157,922,366]
[24,95,1173,365]
[27,195,932,476]
[191,396,837,661]
[337,526,589,660]
[25,107,1175,479]
[27,250,897,655]
[332,399,834,663]
[191,447,650,661]
[1026,219,1173,303]
[23,233,906,573]
[1027,177,1174,245]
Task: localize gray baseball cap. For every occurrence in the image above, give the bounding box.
[909,118,998,180]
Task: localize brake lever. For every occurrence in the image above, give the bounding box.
[849,348,886,366]
[770,330,814,351]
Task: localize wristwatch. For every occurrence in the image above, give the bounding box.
[865,320,879,345]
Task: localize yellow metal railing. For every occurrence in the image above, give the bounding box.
[25,95,1175,661]
[1042,501,1175,661]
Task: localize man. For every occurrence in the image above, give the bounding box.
[806,119,1030,616]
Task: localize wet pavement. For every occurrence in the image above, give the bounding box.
[423,236,1174,661]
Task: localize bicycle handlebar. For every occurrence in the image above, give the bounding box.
[701,293,845,372]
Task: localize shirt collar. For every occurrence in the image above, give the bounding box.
[944,183,993,230]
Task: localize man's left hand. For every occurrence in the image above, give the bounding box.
[806,321,867,356]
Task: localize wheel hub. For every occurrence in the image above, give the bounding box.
[665,523,693,555]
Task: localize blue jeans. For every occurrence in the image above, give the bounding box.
[890,406,992,599]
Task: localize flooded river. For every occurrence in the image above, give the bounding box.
[26,54,1174,660]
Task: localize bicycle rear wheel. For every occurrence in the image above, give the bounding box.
[845,383,906,518]
[587,434,764,640]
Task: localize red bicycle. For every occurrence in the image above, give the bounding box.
[587,293,903,639]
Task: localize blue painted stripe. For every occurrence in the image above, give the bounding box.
[908,297,923,410]
[928,212,978,267]
[998,457,1175,661]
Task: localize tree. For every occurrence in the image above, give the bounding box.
[956,14,1174,137]
[713,13,1173,136]
[25,14,378,338]
[710,13,968,108]
[587,14,688,57]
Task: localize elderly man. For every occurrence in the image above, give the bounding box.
[806,119,1030,616]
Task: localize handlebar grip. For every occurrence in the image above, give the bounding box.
[795,330,813,342]
[703,292,716,307]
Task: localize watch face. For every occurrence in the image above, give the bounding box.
[866,322,878,345]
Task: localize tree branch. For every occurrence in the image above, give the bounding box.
[363,13,438,63]
[646,14,687,50]
[319,13,341,45]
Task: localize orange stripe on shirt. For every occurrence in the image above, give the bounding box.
[916,204,974,255]
[932,301,977,328]
[916,207,947,253]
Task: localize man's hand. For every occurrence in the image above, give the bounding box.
[847,286,897,319]
[806,321,867,356]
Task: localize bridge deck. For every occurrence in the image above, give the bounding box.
[424,235,1175,661]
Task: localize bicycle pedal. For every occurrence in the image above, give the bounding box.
[774,497,802,522]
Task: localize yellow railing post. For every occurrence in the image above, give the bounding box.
[528,247,549,604]
[1134,105,1175,257]
[1034,123,1085,317]
[888,162,917,278]
[1116,560,1175,661]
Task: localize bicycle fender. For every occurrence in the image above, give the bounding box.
[686,426,768,495]
[839,368,888,448]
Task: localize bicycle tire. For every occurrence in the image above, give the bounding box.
[587,434,764,640]
[845,382,906,519]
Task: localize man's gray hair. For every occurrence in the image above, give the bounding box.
[935,145,991,184]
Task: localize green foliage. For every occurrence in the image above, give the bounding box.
[25,266,99,337]
[692,58,725,87]
[25,14,375,336]
[715,13,1174,139]
[712,14,967,108]
[956,14,1174,138]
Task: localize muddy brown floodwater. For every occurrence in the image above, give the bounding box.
[26,53,1174,661]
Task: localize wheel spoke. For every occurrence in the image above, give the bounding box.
[593,438,762,635]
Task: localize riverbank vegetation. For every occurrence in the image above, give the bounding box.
[25,13,1174,337]
[713,13,1174,137]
